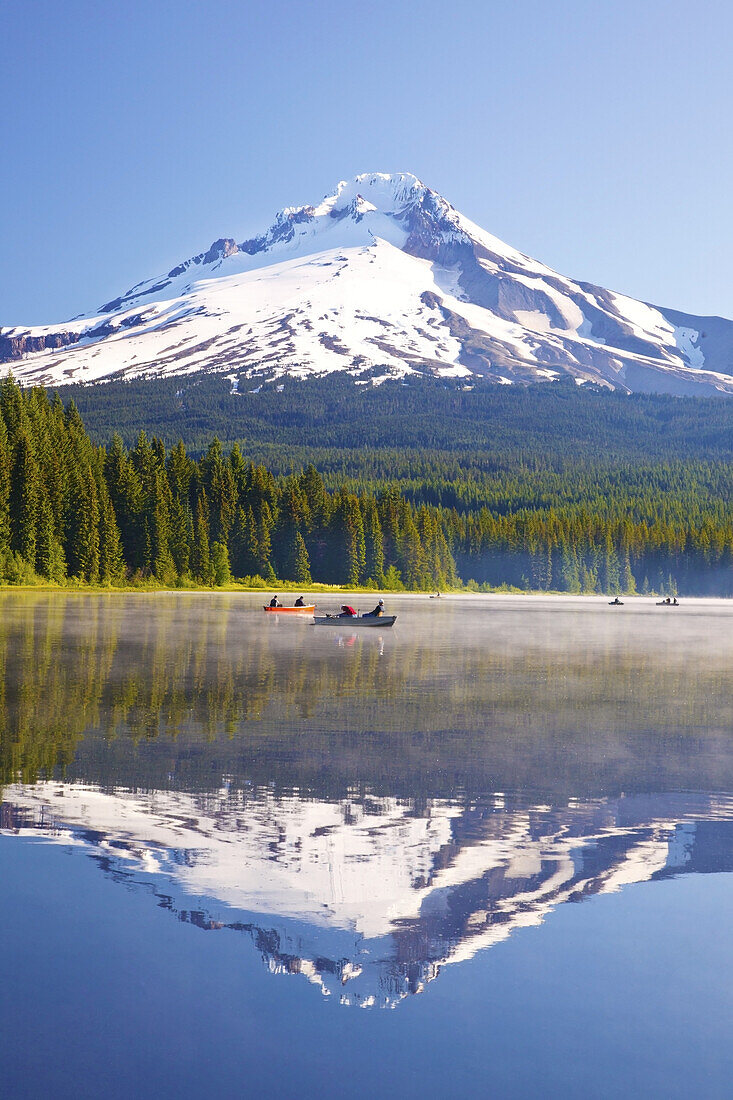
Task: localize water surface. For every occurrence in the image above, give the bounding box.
[1,594,732,1097]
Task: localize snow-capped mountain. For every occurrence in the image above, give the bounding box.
[3,171,733,394]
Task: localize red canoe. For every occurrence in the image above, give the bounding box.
[263,605,315,614]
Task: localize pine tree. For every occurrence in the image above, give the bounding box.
[166,439,194,502]
[35,495,65,580]
[66,466,100,581]
[229,505,255,578]
[98,495,125,583]
[0,375,27,436]
[228,442,248,500]
[256,502,275,580]
[201,438,237,544]
[105,434,144,569]
[168,497,191,577]
[211,541,232,586]
[622,549,636,593]
[130,430,156,485]
[293,530,312,584]
[560,543,581,593]
[301,464,328,529]
[401,512,425,590]
[9,433,39,565]
[150,468,175,582]
[0,416,11,556]
[191,492,211,582]
[602,533,621,594]
[363,497,385,583]
[333,491,366,586]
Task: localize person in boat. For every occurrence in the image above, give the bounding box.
[673,597,679,605]
[269,595,281,608]
[666,597,672,604]
[611,596,622,605]
[366,598,385,617]
[339,604,357,618]
[294,596,306,607]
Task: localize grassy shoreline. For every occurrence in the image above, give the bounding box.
[0,580,433,596]
[0,581,698,598]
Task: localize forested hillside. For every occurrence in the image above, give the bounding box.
[1,376,731,593]
[0,378,453,589]
[61,373,733,461]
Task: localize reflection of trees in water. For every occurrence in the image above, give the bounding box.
[0,597,115,782]
[0,594,731,798]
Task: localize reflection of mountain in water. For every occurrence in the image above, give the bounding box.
[3,784,733,1007]
[3,595,732,1005]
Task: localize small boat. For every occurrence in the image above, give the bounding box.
[656,601,680,607]
[313,614,397,628]
[263,604,315,614]
[608,600,624,606]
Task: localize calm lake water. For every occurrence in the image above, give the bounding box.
[1,593,732,1098]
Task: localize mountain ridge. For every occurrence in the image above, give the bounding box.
[3,171,733,395]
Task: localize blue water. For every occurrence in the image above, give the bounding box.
[1,593,732,1098]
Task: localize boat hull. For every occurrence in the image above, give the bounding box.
[313,615,396,628]
[263,605,315,614]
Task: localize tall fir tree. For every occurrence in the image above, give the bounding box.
[98,495,125,583]
[9,433,40,566]
[66,466,100,581]
[293,529,312,584]
[191,491,211,582]
[35,495,65,581]
[0,416,11,555]
[363,497,385,583]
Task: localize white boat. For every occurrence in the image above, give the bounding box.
[313,614,397,628]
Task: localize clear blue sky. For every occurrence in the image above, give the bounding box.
[2,0,733,324]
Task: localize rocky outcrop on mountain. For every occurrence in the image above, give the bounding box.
[0,328,81,359]
[202,237,239,265]
[240,205,316,255]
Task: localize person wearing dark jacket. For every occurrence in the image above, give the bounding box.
[269,595,280,608]
[367,599,385,617]
[294,596,305,607]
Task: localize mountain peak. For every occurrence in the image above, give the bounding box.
[238,171,437,254]
[315,171,428,217]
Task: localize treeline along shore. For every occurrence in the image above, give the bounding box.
[0,376,731,594]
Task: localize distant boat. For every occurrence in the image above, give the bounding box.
[656,601,680,607]
[263,604,315,614]
[608,600,624,606]
[313,614,396,628]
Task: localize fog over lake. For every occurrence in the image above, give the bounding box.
[1,594,732,1098]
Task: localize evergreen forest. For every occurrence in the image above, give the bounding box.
[1,374,731,594]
